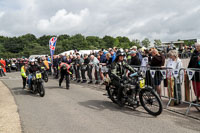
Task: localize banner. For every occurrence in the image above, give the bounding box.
[173,69,179,78]
[49,37,57,64]
[160,70,167,79]
[150,70,156,78]
[186,69,195,80]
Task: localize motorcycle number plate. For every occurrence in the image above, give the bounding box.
[139,79,145,89]
[36,73,42,79]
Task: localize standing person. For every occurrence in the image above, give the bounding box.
[188,42,200,102]
[0,61,5,77]
[75,54,83,83]
[81,54,90,83]
[0,58,6,74]
[149,48,165,97]
[99,51,107,83]
[166,50,183,105]
[101,52,112,84]
[130,46,143,62]
[59,62,72,89]
[129,50,141,66]
[89,55,100,84]
[53,55,59,79]
[109,49,116,62]
[21,63,28,89]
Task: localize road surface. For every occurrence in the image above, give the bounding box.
[1,72,200,133]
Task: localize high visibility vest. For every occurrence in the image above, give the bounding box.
[21,66,27,78]
[43,60,49,69]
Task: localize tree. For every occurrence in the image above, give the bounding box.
[142,38,150,48]
[130,39,141,48]
[154,39,162,47]
[102,35,115,48]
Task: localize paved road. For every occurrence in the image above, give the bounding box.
[1,72,200,133]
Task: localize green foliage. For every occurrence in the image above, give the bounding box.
[154,39,162,47]
[184,40,195,46]
[0,33,153,59]
[142,38,151,48]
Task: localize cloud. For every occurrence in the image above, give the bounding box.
[37,8,89,35]
[0,11,5,18]
[0,0,200,42]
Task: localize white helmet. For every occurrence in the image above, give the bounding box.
[29,58,35,63]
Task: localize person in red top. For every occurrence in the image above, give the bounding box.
[0,59,6,73]
[59,62,72,89]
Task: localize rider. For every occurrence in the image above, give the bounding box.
[21,62,28,89]
[37,57,48,80]
[59,62,72,89]
[27,59,41,90]
[109,50,135,106]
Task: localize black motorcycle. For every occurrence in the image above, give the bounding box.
[31,71,45,97]
[106,71,163,116]
[41,67,48,82]
[6,64,11,72]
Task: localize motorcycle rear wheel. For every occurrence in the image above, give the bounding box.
[106,85,118,104]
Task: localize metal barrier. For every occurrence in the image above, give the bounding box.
[131,65,200,115]
[179,68,200,115]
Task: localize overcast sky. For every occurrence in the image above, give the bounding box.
[0,0,200,41]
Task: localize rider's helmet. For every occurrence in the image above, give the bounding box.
[29,59,35,65]
[116,49,125,57]
[38,57,42,63]
[62,64,67,70]
[115,49,126,62]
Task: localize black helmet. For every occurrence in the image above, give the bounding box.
[116,50,125,57]
[62,64,67,70]
[38,57,42,63]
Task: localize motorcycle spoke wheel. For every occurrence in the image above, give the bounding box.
[139,88,163,116]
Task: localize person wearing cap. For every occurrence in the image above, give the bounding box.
[129,50,141,66]
[130,46,137,51]
[130,46,143,62]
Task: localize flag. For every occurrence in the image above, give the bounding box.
[173,69,179,78]
[160,70,167,79]
[150,70,156,78]
[186,69,195,80]
[49,37,57,64]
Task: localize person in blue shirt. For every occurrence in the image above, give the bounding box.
[109,49,116,62]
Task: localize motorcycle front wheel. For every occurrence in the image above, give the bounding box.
[38,82,45,97]
[139,88,163,116]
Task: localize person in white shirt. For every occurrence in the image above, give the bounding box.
[166,50,183,105]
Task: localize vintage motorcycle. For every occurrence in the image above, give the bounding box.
[106,70,163,116]
[31,71,45,97]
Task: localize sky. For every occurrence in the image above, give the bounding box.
[0,0,200,41]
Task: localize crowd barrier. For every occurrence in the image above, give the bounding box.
[131,65,200,115]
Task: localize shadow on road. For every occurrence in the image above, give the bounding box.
[78,100,155,118]
[11,87,41,97]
